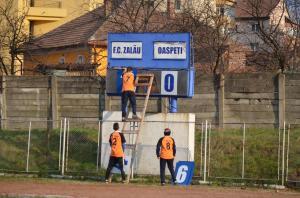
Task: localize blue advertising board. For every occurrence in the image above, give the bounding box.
[108,33,192,69]
[174,161,195,186]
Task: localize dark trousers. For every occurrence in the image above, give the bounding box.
[121,91,137,117]
[105,156,126,181]
[160,158,176,183]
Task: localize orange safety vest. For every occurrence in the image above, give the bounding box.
[110,132,124,157]
[122,72,135,92]
[160,136,175,160]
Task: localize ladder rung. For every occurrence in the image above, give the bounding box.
[136,106,146,109]
[123,118,141,122]
[136,83,151,86]
[137,74,154,77]
[122,130,138,134]
[135,93,148,96]
[126,144,136,149]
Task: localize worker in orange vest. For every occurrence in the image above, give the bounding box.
[156,128,177,186]
[105,122,126,183]
[122,67,139,121]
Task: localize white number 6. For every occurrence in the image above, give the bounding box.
[176,165,188,183]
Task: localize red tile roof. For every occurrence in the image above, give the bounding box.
[25,6,106,50]
[235,0,280,18]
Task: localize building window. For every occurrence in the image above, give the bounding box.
[146,0,155,7]
[29,0,34,7]
[59,56,65,64]
[77,55,85,64]
[217,6,225,16]
[112,0,122,9]
[188,0,193,8]
[29,21,34,38]
[252,24,259,32]
[250,43,259,52]
[175,0,181,10]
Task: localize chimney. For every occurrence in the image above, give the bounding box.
[167,0,175,18]
[104,0,113,16]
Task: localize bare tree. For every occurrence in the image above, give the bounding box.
[239,0,300,72]
[174,0,238,75]
[104,0,170,32]
[287,0,300,71]
[0,0,29,75]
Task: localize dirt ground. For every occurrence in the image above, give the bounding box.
[0,178,299,198]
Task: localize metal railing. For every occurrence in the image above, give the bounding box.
[0,118,299,187]
[197,121,300,186]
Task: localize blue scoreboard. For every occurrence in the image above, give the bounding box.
[106,32,194,98]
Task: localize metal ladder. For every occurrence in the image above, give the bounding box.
[122,73,154,183]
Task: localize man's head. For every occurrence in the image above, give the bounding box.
[113,122,119,131]
[127,67,133,72]
[164,128,171,136]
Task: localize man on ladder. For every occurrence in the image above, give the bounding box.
[120,70,155,183]
[122,67,139,121]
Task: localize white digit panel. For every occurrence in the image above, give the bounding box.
[161,71,178,96]
[176,165,188,183]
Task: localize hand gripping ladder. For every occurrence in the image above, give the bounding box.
[121,73,154,183]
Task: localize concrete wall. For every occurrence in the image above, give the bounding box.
[224,73,278,126]
[285,74,300,124]
[0,76,104,129]
[100,111,195,175]
[1,73,300,130]
[178,74,218,126]
[1,76,49,129]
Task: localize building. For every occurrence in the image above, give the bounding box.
[23,5,108,76]
[3,0,104,37]
[22,0,297,75]
[230,0,295,70]
[23,0,179,76]
[0,0,103,75]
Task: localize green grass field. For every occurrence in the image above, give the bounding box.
[0,126,300,184]
[0,128,99,175]
[194,127,300,183]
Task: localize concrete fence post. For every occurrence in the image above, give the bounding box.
[105,95,112,111]
[160,98,169,113]
[51,76,58,128]
[218,74,225,128]
[278,74,285,128]
[1,76,7,129]
[47,76,53,130]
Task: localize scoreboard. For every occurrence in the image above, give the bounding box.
[106,33,194,98]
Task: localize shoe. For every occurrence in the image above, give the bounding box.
[122,117,126,122]
[172,181,177,185]
[122,180,126,184]
[105,179,109,184]
[161,182,166,186]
